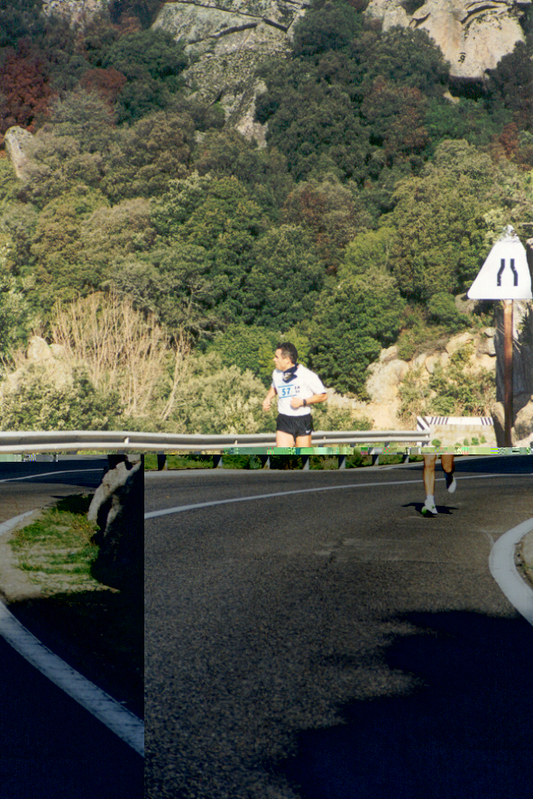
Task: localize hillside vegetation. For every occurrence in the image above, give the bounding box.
[0,0,532,431]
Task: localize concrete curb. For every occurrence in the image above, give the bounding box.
[489,519,533,627]
[0,511,144,756]
[517,529,533,592]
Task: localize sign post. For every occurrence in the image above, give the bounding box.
[467,226,532,446]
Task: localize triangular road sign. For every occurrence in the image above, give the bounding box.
[467,226,532,300]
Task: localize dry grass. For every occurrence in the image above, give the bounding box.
[51,290,190,418]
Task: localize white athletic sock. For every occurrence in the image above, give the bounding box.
[426,495,435,505]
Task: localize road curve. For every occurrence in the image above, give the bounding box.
[0,461,143,798]
[145,456,533,799]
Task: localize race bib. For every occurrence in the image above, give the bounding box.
[278,384,298,398]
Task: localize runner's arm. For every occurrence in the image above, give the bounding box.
[262,385,277,412]
[290,392,327,409]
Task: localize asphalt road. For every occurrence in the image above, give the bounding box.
[145,456,533,799]
[0,634,143,799]
[0,461,143,799]
[0,460,107,523]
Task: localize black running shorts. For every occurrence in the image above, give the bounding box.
[276,413,313,439]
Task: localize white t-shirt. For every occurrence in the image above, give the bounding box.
[272,364,327,417]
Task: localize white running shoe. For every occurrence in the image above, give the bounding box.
[445,472,457,493]
[422,499,438,516]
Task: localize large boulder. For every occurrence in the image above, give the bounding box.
[2,336,72,393]
[4,127,34,180]
[364,0,527,80]
[88,455,144,594]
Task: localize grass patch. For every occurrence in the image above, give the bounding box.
[9,495,103,596]
[144,452,218,470]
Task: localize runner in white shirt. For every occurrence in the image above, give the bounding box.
[262,342,328,447]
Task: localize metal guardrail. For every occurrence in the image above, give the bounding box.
[0,429,430,454]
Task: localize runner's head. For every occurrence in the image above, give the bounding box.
[275,342,298,369]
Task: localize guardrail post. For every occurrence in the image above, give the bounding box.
[371,449,380,466]
[337,454,346,469]
[260,455,270,469]
[301,455,310,470]
[157,453,167,470]
[402,449,410,463]
[212,454,223,468]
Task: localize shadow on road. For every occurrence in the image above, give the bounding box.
[449,455,533,475]
[402,502,458,515]
[276,611,533,799]
[9,589,143,719]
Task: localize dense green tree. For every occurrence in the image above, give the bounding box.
[292,0,363,59]
[241,225,324,329]
[425,95,510,150]
[27,187,109,310]
[151,171,213,239]
[205,325,279,387]
[44,90,117,148]
[165,176,267,324]
[0,273,31,358]
[192,129,293,218]
[0,0,44,48]
[382,139,532,301]
[80,197,155,276]
[101,110,194,201]
[257,61,371,181]
[281,175,370,270]
[100,29,188,122]
[180,176,265,249]
[16,92,117,206]
[308,271,405,394]
[0,200,38,274]
[348,26,450,96]
[310,330,380,396]
[108,244,217,340]
[340,227,398,277]
[361,79,429,160]
[426,291,468,331]
[485,41,533,132]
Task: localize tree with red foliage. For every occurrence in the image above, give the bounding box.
[0,47,53,136]
[80,67,127,111]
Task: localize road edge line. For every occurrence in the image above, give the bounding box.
[0,512,144,756]
[489,518,533,627]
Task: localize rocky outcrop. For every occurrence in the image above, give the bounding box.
[4,127,34,180]
[364,0,528,80]
[1,336,71,393]
[43,0,109,26]
[329,303,533,445]
[327,329,499,438]
[153,1,309,144]
[88,455,144,594]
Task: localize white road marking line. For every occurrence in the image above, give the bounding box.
[0,513,144,756]
[489,518,533,627]
[0,468,103,483]
[145,473,526,519]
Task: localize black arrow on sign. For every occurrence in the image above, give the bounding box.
[497,258,518,287]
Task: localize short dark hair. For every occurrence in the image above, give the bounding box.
[277,341,298,364]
